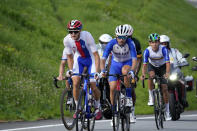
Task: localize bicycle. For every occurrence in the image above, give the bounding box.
[75,68,97,131]
[53,76,76,130]
[108,74,134,131]
[99,76,112,119]
[143,75,166,130]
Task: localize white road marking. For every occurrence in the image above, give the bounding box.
[1,114,197,131]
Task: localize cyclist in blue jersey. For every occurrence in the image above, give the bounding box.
[141,33,171,120]
[100,25,137,125]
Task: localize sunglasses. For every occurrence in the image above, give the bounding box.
[69,31,80,34]
[160,42,168,45]
[117,36,127,40]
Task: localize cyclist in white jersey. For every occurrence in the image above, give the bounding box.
[63,20,102,120]
[141,33,171,120]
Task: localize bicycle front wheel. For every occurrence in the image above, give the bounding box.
[153,90,160,130]
[121,113,130,131]
[112,91,120,131]
[60,88,76,130]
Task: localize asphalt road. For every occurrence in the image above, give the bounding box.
[0,111,197,131]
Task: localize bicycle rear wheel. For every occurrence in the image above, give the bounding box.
[112,91,120,131]
[121,113,130,131]
[60,88,76,130]
[153,90,160,130]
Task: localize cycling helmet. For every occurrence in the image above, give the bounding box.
[124,24,134,36]
[148,33,160,42]
[67,20,82,31]
[115,25,129,36]
[160,35,170,43]
[99,34,112,43]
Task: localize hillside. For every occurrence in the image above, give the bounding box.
[0,0,197,121]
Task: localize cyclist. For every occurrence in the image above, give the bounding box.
[124,24,142,123]
[100,25,137,125]
[63,20,102,120]
[160,34,189,107]
[97,34,113,119]
[141,33,171,120]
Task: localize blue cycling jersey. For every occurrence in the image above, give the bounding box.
[102,38,137,62]
[143,45,170,67]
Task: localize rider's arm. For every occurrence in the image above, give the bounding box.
[101,40,114,71]
[135,40,142,76]
[128,39,137,71]
[67,54,73,70]
[93,51,100,72]
[142,49,149,77]
[162,47,170,75]
[58,60,66,78]
[175,48,187,63]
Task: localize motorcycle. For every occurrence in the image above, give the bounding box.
[168,53,190,121]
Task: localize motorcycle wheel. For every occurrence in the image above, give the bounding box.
[169,93,180,121]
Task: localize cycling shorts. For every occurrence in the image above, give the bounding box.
[148,63,167,84]
[73,56,96,82]
[109,59,132,82]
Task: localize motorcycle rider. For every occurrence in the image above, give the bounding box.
[160,35,189,108]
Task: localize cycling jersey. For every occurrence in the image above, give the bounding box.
[102,38,137,62]
[63,31,98,77]
[143,45,169,67]
[132,37,142,58]
[97,43,111,68]
[61,48,67,60]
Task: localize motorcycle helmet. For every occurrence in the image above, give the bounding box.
[160,35,170,49]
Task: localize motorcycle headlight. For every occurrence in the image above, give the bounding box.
[169,73,178,81]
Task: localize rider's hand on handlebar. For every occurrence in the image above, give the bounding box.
[57,75,64,80]
[100,70,107,78]
[128,70,135,78]
[66,70,73,77]
[164,72,170,79]
[94,72,100,80]
[140,74,145,80]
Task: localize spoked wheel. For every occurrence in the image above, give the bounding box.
[87,97,96,131]
[153,90,161,130]
[60,88,76,130]
[112,91,120,131]
[76,90,87,131]
[121,113,130,131]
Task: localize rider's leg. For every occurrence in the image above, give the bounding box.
[90,81,101,108]
[72,76,81,108]
[162,83,171,120]
[148,71,155,105]
[109,81,117,105]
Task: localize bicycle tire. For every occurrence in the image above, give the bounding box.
[76,89,87,131]
[87,97,96,131]
[153,90,160,130]
[60,88,76,130]
[159,91,164,129]
[112,91,120,131]
[121,113,130,131]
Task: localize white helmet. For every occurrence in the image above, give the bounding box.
[124,24,134,36]
[115,25,129,36]
[160,35,170,43]
[99,34,112,43]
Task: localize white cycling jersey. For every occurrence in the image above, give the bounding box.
[63,31,98,75]
[61,48,67,60]
[143,45,170,67]
[97,43,111,67]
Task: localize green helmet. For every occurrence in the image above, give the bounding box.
[148,33,160,42]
